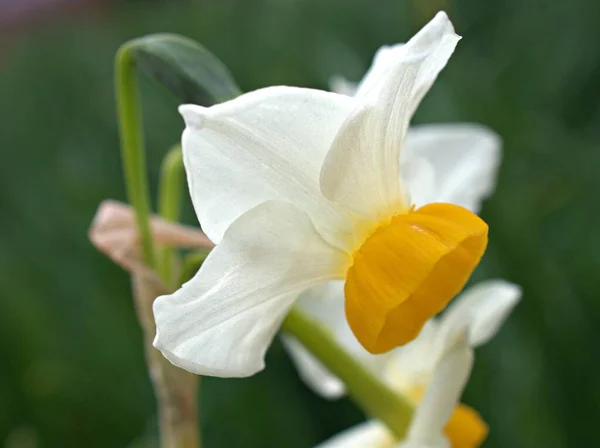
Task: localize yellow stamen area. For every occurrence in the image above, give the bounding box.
[408,386,488,447]
[444,403,489,448]
[344,203,488,354]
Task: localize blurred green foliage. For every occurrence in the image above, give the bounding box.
[1,0,599,446]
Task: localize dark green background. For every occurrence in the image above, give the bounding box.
[1,0,599,446]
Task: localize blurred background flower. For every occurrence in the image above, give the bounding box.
[0,0,599,447]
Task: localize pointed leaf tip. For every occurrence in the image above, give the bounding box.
[129,33,241,105]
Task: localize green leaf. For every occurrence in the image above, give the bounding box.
[130,33,241,105]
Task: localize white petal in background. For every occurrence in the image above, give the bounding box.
[436,280,522,349]
[402,124,502,213]
[313,330,474,448]
[387,280,521,388]
[399,156,437,210]
[153,201,350,378]
[179,86,357,249]
[316,421,395,448]
[329,43,405,99]
[281,336,346,399]
[399,330,473,448]
[381,320,440,391]
[320,12,461,222]
[353,43,404,100]
[285,278,520,399]
[396,437,449,448]
[329,75,358,97]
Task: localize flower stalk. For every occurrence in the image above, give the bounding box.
[283,307,414,439]
[132,268,200,448]
[115,38,203,447]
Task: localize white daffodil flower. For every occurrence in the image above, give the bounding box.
[288,280,521,447]
[317,329,474,448]
[153,11,501,378]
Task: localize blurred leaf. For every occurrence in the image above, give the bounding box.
[130,33,241,105]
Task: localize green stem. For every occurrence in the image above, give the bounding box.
[115,42,156,268]
[157,145,185,285]
[283,307,414,440]
[158,145,184,222]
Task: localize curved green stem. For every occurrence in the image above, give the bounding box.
[116,41,199,448]
[115,42,156,268]
[283,307,414,440]
[157,145,185,285]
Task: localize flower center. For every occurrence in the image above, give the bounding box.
[344,203,488,354]
[444,403,488,448]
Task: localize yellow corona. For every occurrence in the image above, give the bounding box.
[345,203,488,353]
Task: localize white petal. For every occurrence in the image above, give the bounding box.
[402,124,502,212]
[329,43,406,98]
[281,335,346,399]
[316,421,394,448]
[382,320,440,391]
[403,329,473,446]
[284,281,392,399]
[396,436,452,448]
[320,12,461,220]
[354,43,405,100]
[400,156,437,208]
[153,201,349,377]
[356,12,459,112]
[438,280,522,348]
[179,86,358,249]
[329,75,358,97]
[397,438,449,448]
